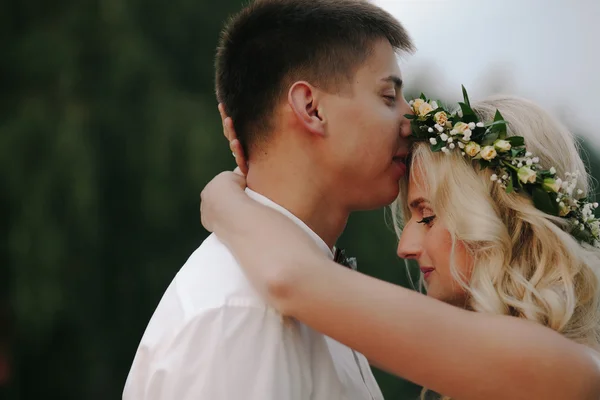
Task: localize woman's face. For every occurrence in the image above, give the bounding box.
[396,167,473,307]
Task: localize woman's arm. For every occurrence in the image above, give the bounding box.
[201,173,600,400]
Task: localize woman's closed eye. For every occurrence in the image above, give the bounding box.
[417,215,436,226]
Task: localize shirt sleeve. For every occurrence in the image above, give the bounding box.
[123,304,313,400]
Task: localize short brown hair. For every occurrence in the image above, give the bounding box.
[215,0,414,155]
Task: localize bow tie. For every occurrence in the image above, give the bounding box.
[334,248,358,271]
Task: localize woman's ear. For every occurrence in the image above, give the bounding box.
[288,81,326,136]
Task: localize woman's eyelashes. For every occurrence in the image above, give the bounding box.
[417,215,436,227]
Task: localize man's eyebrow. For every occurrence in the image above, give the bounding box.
[381,75,403,89]
[409,197,427,209]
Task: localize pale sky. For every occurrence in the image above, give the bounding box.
[374,0,600,145]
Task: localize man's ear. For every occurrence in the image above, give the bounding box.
[288,81,326,136]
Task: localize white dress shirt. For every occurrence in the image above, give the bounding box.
[123,189,384,400]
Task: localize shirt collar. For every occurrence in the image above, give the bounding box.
[245,188,334,260]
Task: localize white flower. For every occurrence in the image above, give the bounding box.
[418,102,434,116]
[502,174,508,180]
[595,203,599,208]
[449,143,456,149]
[429,138,438,145]
[461,152,466,157]
[463,128,472,138]
[458,142,465,149]
[549,167,556,175]
[491,174,498,181]
[526,159,533,166]
[430,101,439,110]
[526,152,533,157]
[464,142,481,157]
[447,137,453,143]
[517,166,537,184]
[518,162,523,168]
[409,100,414,106]
[436,124,445,133]
[468,122,476,130]
[493,139,511,152]
[476,122,485,128]
[441,146,449,154]
[434,111,448,126]
[480,146,497,161]
[440,133,449,142]
[532,157,539,163]
[428,127,434,133]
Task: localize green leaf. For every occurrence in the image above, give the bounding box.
[431,140,445,152]
[507,136,525,147]
[478,159,491,170]
[505,176,514,193]
[510,148,523,158]
[404,114,416,120]
[481,132,499,146]
[420,93,427,101]
[532,187,559,216]
[492,111,507,139]
[462,85,471,107]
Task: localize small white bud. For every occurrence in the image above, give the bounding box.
[429,138,438,145]
[476,122,484,128]
[549,167,556,174]
[447,137,453,143]
[526,159,533,166]
[428,127,434,133]
[458,142,465,149]
[526,152,533,157]
[440,133,449,142]
[491,174,498,181]
[468,122,476,130]
[532,157,539,163]
[449,143,456,149]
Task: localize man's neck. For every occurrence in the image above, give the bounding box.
[245,162,349,250]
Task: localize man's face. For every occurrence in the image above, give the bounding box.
[319,39,412,210]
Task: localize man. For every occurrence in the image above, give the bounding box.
[123,0,414,398]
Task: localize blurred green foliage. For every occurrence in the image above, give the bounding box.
[1,1,599,399]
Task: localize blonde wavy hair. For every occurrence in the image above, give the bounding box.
[392,95,600,400]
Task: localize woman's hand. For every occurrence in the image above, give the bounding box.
[200,170,247,233]
[218,103,248,176]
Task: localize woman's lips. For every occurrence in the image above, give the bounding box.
[420,267,435,280]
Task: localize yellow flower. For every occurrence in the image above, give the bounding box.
[464,142,481,157]
[418,102,434,117]
[542,178,561,193]
[434,111,448,126]
[480,145,497,161]
[493,139,511,152]
[412,99,425,113]
[517,166,537,184]
[453,122,469,133]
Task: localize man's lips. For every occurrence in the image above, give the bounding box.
[392,154,408,174]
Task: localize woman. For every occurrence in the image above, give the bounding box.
[201,92,600,399]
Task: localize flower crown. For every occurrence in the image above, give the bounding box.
[406,86,600,248]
